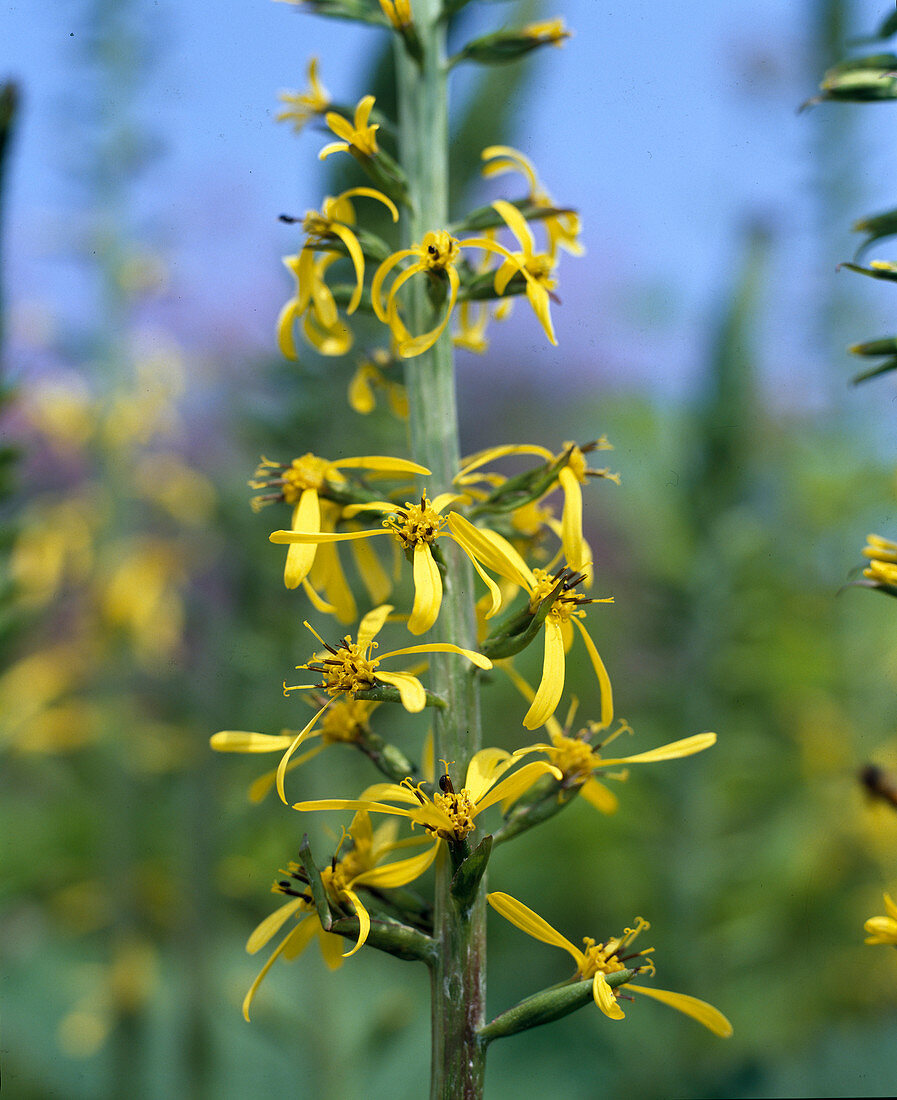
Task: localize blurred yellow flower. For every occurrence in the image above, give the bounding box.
[319,94,379,160]
[864,891,897,945]
[276,56,330,133]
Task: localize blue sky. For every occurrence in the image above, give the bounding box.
[3,0,896,403]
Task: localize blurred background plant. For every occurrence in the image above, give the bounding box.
[5,0,897,1097]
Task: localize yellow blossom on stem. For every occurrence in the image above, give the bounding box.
[491,199,558,344]
[292,748,562,850]
[348,349,408,418]
[276,252,353,358]
[250,451,429,595]
[242,811,437,1020]
[379,0,412,30]
[319,94,379,160]
[458,439,618,581]
[213,605,491,804]
[481,145,584,258]
[371,230,529,358]
[275,56,330,133]
[270,494,527,635]
[487,892,732,1036]
[520,18,571,47]
[277,187,399,358]
[864,890,897,945]
[861,533,897,589]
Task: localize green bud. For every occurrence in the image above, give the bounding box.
[453,22,571,67]
[816,54,897,102]
[450,834,493,912]
[298,835,333,931]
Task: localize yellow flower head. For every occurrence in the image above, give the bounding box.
[276,56,331,133]
[319,94,379,160]
[372,230,524,358]
[379,0,412,30]
[520,18,571,46]
[276,252,353,359]
[293,748,562,847]
[270,496,528,635]
[253,451,428,598]
[481,145,584,258]
[348,349,408,418]
[241,811,437,1020]
[862,533,897,589]
[277,187,399,358]
[864,890,897,945]
[487,891,732,1036]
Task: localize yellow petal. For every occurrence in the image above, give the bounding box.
[270,528,389,545]
[408,545,442,635]
[317,925,346,970]
[523,618,566,730]
[628,985,733,1037]
[447,512,534,589]
[333,455,430,476]
[382,641,491,670]
[493,198,535,255]
[276,296,302,360]
[375,669,427,712]
[351,535,392,605]
[357,603,393,650]
[599,732,717,768]
[570,615,613,729]
[371,248,418,322]
[276,703,329,804]
[210,730,295,753]
[348,363,376,413]
[885,892,897,921]
[464,747,513,803]
[579,777,619,814]
[349,840,439,889]
[558,466,585,572]
[246,896,306,954]
[457,443,553,479]
[339,887,371,957]
[292,796,414,818]
[525,281,557,345]
[593,972,625,1020]
[248,743,325,804]
[242,920,312,1021]
[330,223,366,314]
[283,490,321,589]
[475,760,562,815]
[486,891,583,965]
[398,267,460,358]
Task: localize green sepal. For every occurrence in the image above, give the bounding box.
[468,447,573,519]
[298,835,333,931]
[358,728,418,784]
[478,969,637,1045]
[451,27,570,68]
[841,261,897,282]
[852,357,897,384]
[329,913,436,963]
[350,146,411,208]
[804,54,897,105]
[849,336,897,357]
[355,684,447,709]
[450,833,493,911]
[290,0,387,26]
[853,207,897,257]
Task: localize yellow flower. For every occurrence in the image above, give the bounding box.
[487,891,733,1036]
[277,187,399,359]
[242,811,437,1020]
[348,349,408,418]
[379,0,412,29]
[862,533,897,589]
[458,439,618,581]
[513,698,717,814]
[276,252,353,358]
[864,890,897,945]
[212,604,491,803]
[250,451,429,597]
[481,145,584,258]
[275,56,330,133]
[270,496,526,635]
[319,94,379,160]
[490,199,558,345]
[520,18,571,47]
[293,748,562,848]
[371,230,525,358]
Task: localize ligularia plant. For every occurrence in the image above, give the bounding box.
[213,1,731,1094]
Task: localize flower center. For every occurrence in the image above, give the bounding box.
[420,231,460,271]
[528,567,587,622]
[563,443,588,483]
[384,496,446,549]
[304,637,379,697]
[433,787,476,841]
[282,453,332,502]
[548,734,595,779]
[319,699,371,744]
[578,918,652,980]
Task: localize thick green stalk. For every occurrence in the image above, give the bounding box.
[394,7,486,1096]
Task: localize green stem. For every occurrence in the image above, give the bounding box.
[394,8,486,1096]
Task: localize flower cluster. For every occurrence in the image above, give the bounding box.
[214,5,730,1077]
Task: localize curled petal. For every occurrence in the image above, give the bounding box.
[599,732,717,768]
[275,702,330,804]
[464,747,513,803]
[339,887,371,957]
[349,840,439,890]
[375,668,427,712]
[242,919,315,1021]
[371,249,420,322]
[570,615,614,729]
[579,777,619,814]
[593,973,625,1020]
[398,266,461,359]
[475,760,562,815]
[524,618,566,730]
[408,544,443,635]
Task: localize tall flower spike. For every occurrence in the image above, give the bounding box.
[250,451,429,594]
[275,56,331,133]
[270,495,528,635]
[486,892,732,1037]
[371,230,531,358]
